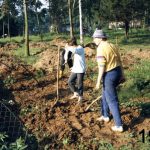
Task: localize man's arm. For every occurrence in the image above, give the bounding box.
[95,65,105,90]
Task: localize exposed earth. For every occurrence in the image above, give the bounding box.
[0,40,149,149]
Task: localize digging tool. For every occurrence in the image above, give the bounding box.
[57,45,61,100]
[48,45,61,113]
[85,95,102,111]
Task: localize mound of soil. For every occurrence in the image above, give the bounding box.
[0,42,20,51]
[50,37,68,47]
[33,46,58,72]
[33,41,96,72]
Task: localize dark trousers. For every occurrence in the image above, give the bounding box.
[68,73,84,96]
[60,49,73,71]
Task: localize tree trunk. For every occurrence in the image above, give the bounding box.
[79,0,83,44]
[68,0,74,38]
[124,20,129,39]
[48,0,51,31]
[7,14,11,40]
[23,0,30,56]
[3,21,5,39]
[35,1,42,41]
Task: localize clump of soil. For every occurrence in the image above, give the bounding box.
[33,46,59,71]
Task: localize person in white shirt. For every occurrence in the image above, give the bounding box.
[64,37,86,104]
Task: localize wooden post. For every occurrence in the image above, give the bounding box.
[57,45,60,100]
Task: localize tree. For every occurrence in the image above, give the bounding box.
[23,0,29,56]
[0,0,21,37]
[32,0,43,40]
[68,0,74,38]
[1,0,11,38]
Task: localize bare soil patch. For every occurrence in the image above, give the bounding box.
[0,43,149,149]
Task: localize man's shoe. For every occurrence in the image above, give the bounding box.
[111,126,123,132]
[96,116,110,123]
[70,92,78,99]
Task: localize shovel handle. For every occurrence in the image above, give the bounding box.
[85,95,102,111]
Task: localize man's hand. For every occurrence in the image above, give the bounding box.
[119,75,126,84]
[95,82,100,90]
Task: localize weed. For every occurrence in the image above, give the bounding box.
[9,137,27,150]
[35,69,46,79]
[98,140,114,150]
[0,132,27,150]
[62,138,69,146]
[3,75,16,86]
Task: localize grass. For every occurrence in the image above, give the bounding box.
[118,60,150,103]
[104,28,150,51]
[13,45,39,65]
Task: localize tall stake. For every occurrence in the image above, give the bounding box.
[79,0,83,44]
[57,45,60,100]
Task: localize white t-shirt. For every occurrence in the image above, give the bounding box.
[64,45,86,73]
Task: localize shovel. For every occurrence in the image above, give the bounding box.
[85,95,102,112]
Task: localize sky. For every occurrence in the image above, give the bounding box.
[40,0,49,9]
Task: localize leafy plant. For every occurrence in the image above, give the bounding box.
[62,138,69,146]
[35,69,45,79]
[0,133,27,150]
[0,133,8,149]
[9,137,27,150]
[98,141,114,150]
[3,75,16,86]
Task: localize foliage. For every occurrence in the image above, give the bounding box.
[35,69,46,79]
[0,132,27,150]
[9,137,27,150]
[3,75,16,86]
[0,0,150,37]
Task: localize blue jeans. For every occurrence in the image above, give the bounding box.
[68,73,84,96]
[101,66,122,126]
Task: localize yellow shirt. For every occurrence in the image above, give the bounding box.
[97,41,122,72]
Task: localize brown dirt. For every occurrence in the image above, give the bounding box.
[33,40,96,71]
[0,42,20,51]
[128,49,150,60]
[0,43,149,149]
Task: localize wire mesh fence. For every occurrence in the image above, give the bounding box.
[0,101,27,141]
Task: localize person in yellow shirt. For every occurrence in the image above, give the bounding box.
[92,29,125,132]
